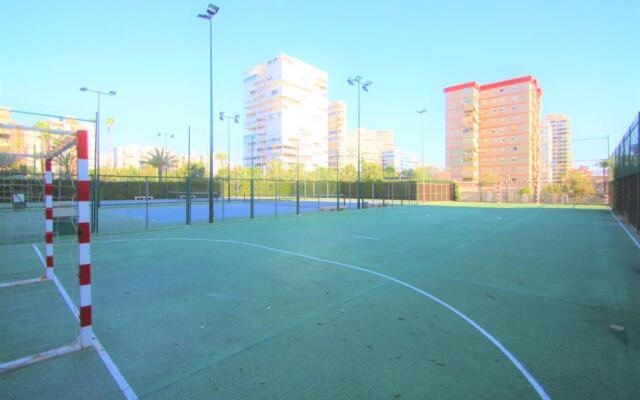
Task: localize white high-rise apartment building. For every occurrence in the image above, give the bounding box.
[382,149,418,172]
[547,114,572,182]
[328,101,348,169]
[539,120,553,183]
[113,144,147,170]
[243,53,329,171]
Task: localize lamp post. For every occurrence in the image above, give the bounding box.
[219,112,239,202]
[79,86,116,234]
[417,108,427,202]
[347,76,372,209]
[156,132,175,180]
[198,3,219,224]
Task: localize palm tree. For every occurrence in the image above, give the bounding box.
[145,147,175,181]
[214,152,227,177]
[0,154,18,172]
[55,151,76,180]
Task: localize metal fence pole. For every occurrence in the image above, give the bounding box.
[250,177,255,219]
[221,177,225,220]
[391,181,395,206]
[145,177,149,230]
[296,179,300,215]
[275,179,278,217]
[186,175,191,226]
[371,181,374,206]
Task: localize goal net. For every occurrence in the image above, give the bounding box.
[0,117,94,372]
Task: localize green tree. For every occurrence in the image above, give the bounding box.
[177,161,206,178]
[563,170,595,196]
[214,152,227,177]
[518,186,532,196]
[451,181,460,201]
[383,165,395,178]
[55,151,75,180]
[361,161,383,181]
[339,164,356,182]
[265,160,284,180]
[0,154,18,172]
[145,147,175,180]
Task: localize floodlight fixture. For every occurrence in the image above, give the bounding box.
[207,4,219,16]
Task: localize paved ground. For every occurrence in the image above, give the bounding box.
[1,203,639,399]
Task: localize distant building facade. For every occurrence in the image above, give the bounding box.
[243,53,329,171]
[444,76,543,189]
[328,101,347,169]
[382,149,418,172]
[0,108,95,173]
[539,119,553,183]
[547,114,572,182]
[113,144,148,170]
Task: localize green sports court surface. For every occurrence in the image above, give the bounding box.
[1,203,639,399]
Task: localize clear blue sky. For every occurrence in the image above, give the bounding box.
[1,0,639,169]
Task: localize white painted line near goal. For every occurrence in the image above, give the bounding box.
[31,244,138,400]
[92,338,138,400]
[609,210,640,250]
[32,244,79,319]
[95,237,550,400]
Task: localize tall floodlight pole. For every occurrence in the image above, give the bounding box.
[348,76,372,209]
[80,87,116,234]
[156,132,174,180]
[198,3,219,223]
[219,112,239,202]
[417,109,427,202]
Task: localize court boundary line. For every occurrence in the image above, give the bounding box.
[609,210,640,249]
[31,244,138,400]
[425,213,504,221]
[94,237,550,400]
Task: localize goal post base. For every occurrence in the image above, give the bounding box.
[0,275,47,289]
[0,341,82,374]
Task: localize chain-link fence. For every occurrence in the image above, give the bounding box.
[456,181,608,205]
[610,112,639,232]
[0,172,77,243]
[86,176,422,235]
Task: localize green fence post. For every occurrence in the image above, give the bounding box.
[145,177,149,230]
[296,179,300,215]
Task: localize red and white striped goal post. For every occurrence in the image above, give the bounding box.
[0,126,94,373]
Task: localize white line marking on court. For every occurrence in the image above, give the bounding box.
[31,244,138,400]
[609,210,640,250]
[94,237,550,400]
[425,213,503,221]
[92,338,138,400]
[32,244,79,319]
[352,235,381,241]
[206,292,265,303]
